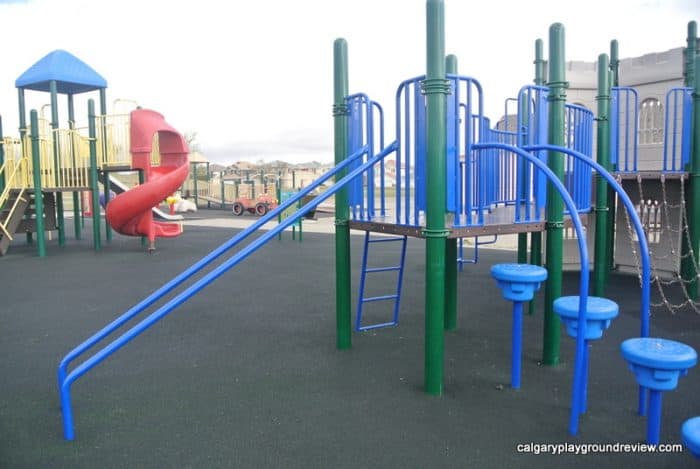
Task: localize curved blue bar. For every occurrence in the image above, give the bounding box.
[59,140,399,440]
[474,142,590,436]
[525,142,653,430]
[524,143,651,334]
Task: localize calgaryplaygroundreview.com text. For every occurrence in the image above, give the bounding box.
[516,442,684,455]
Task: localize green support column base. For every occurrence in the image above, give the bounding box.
[425,233,447,396]
[56,194,65,246]
[517,233,528,263]
[543,223,563,366]
[528,232,542,315]
[445,238,457,331]
[72,192,81,240]
[335,224,352,350]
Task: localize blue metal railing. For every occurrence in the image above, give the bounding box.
[58,140,398,440]
[663,87,693,172]
[347,93,387,220]
[393,74,485,227]
[611,86,639,172]
[462,84,549,227]
[564,103,594,213]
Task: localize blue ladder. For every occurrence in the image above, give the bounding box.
[355,231,408,331]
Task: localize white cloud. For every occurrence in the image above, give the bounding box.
[0,0,697,164]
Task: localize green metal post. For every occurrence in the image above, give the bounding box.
[542,23,567,366]
[29,110,46,257]
[685,22,697,89]
[103,170,112,242]
[88,100,101,251]
[193,163,199,208]
[207,162,211,208]
[277,180,282,241]
[49,81,65,247]
[607,40,619,278]
[593,54,611,297]
[220,176,225,208]
[529,39,545,316]
[682,23,699,297]
[687,55,700,299]
[423,0,449,395]
[68,94,81,239]
[18,88,26,139]
[333,37,352,350]
[610,40,620,87]
[445,53,458,331]
[138,169,147,248]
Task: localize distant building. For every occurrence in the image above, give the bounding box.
[566,47,685,171]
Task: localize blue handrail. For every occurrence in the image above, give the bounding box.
[524,144,651,335]
[525,143,653,432]
[473,142,590,436]
[478,142,652,436]
[58,141,397,440]
[58,143,370,388]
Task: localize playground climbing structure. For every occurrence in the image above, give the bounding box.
[0,50,188,256]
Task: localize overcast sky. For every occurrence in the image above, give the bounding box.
[0,0,697,164]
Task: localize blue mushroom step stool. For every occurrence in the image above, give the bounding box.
[621,338,697,445]
[490,263,548,389]
[682,417,700,458]
[554,295,619,415]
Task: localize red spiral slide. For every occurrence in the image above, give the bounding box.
[106,109,189,249]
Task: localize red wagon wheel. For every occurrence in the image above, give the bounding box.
[232,202,245,216]
[255,203,268,216]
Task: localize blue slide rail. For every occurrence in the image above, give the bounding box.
[58,139,399,440]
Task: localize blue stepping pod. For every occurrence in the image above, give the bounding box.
[682,417,700,458]
[490,263,548,302]
[621,338,697,391]
[554,296,619,340]
[490,263,548,389]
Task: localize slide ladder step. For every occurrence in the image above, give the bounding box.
[355,231,408,331]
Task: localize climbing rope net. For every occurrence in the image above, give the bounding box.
[620,173,700,313]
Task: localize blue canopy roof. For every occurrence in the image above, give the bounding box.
[15,49,107,94]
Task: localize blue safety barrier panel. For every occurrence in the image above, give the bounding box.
[611,87,639,172]
[663,87,693,172]
[347,93,387,221]
[564,103,594,214]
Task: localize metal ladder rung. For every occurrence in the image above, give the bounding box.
[357,321,397,332]
[355,231,408,331]
[365,266,401,273]
[361,294,399,303]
